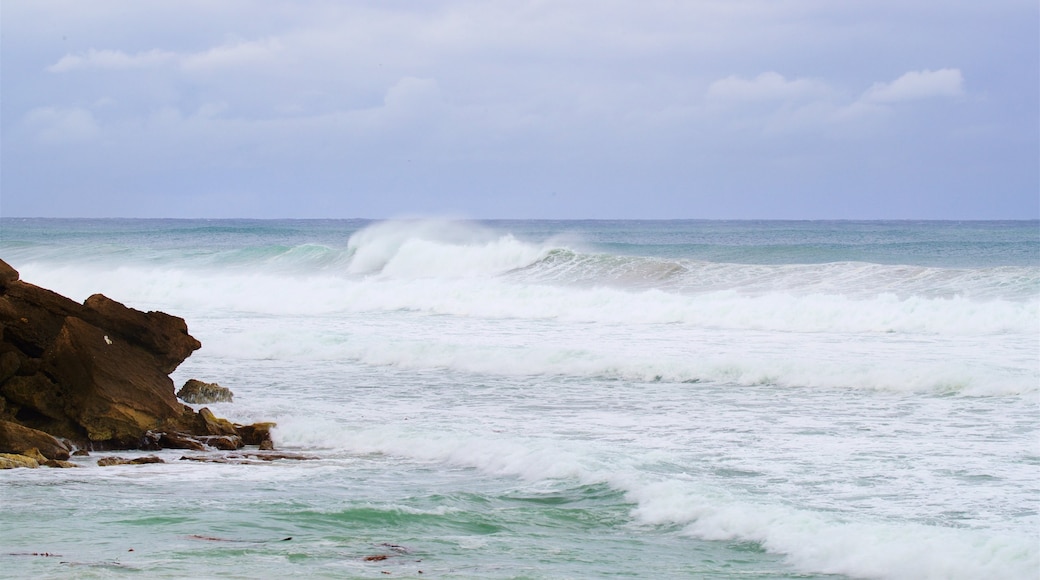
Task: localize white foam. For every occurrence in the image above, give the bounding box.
[630,480,1038,580]
[17,260,1037,336]
[269,419,1039,580]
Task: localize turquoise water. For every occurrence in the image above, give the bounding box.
[1,219,1037,579]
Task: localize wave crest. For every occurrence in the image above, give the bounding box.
[345,219,552,278]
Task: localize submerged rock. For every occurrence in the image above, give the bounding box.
[42,458,79,468]
[179,450,317,464]
[177,379,234,404]
[97,455,165,467]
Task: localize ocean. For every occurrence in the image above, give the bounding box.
[0,218,1037,579]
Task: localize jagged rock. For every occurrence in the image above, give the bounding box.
[235,422,276,447]
[0,452,39,468]
[199,435,243,450]
[0,259,275,459]
[177,379,233,404]
[153,431,207,451]
[0,258,200,447]
[0,419,71,460]
[0,260,19,287]
[195,407,238,436]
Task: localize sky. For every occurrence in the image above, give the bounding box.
[2,0,1037,219]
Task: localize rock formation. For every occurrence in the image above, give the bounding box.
[0,258,274,464]
[177,379,234,404]
[0,419,71,460]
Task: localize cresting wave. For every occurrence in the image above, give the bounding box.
[8,219,1038,298]
[5,219,1038,396]
[345,219,553,277]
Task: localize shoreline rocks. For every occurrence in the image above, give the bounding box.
[177,379,234,404]
[0,258,279,468]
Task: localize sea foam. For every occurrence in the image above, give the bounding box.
[269,419,1039,580]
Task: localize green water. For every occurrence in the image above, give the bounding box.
[2,454,834,579]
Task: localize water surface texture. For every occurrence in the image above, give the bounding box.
[1,219,1037,579]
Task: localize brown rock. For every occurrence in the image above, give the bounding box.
[0,452,39,468]
[81,294,200,374]
[97,455,165,466]
[179,451,317,464]
[0,259,276,456]
[0,419,71,460]
[0,259,201,447]
[22,447,47,462]
[0,260,19,287]
[0,350,20,385]
[235,422,276,446]
[157,431,207,451]
[43,459,79,468]
[43,316,187,445]
[195,407,238,437]
[199,435,243,450]
[129,455,165,464]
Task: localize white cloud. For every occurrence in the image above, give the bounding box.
[701,67,969,135]
[707,72,830,102]
[47,39,283,74]
[180,38,284,72]
[23,107,100,144]
[863,68,964,103]
[47,48,177,72]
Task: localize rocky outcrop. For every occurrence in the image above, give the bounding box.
[0,419,71,459]
[0,259,275,455]
[177,379,234,404]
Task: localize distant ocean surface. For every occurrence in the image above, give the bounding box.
[1,218,1037,579]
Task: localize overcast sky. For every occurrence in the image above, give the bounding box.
[2,1,1037,219]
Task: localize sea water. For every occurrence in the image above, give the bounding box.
[0,218,1037,579]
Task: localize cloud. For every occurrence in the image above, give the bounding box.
[47,39,282,74]
[180,38,284,72]
[47,48,178,72]
[701,68,970,135]
[863,68,964,103]
[707,72,830,102]
[23,107,101,144]
[7,2,1032,218]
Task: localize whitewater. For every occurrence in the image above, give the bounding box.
[1,218,1037,579]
